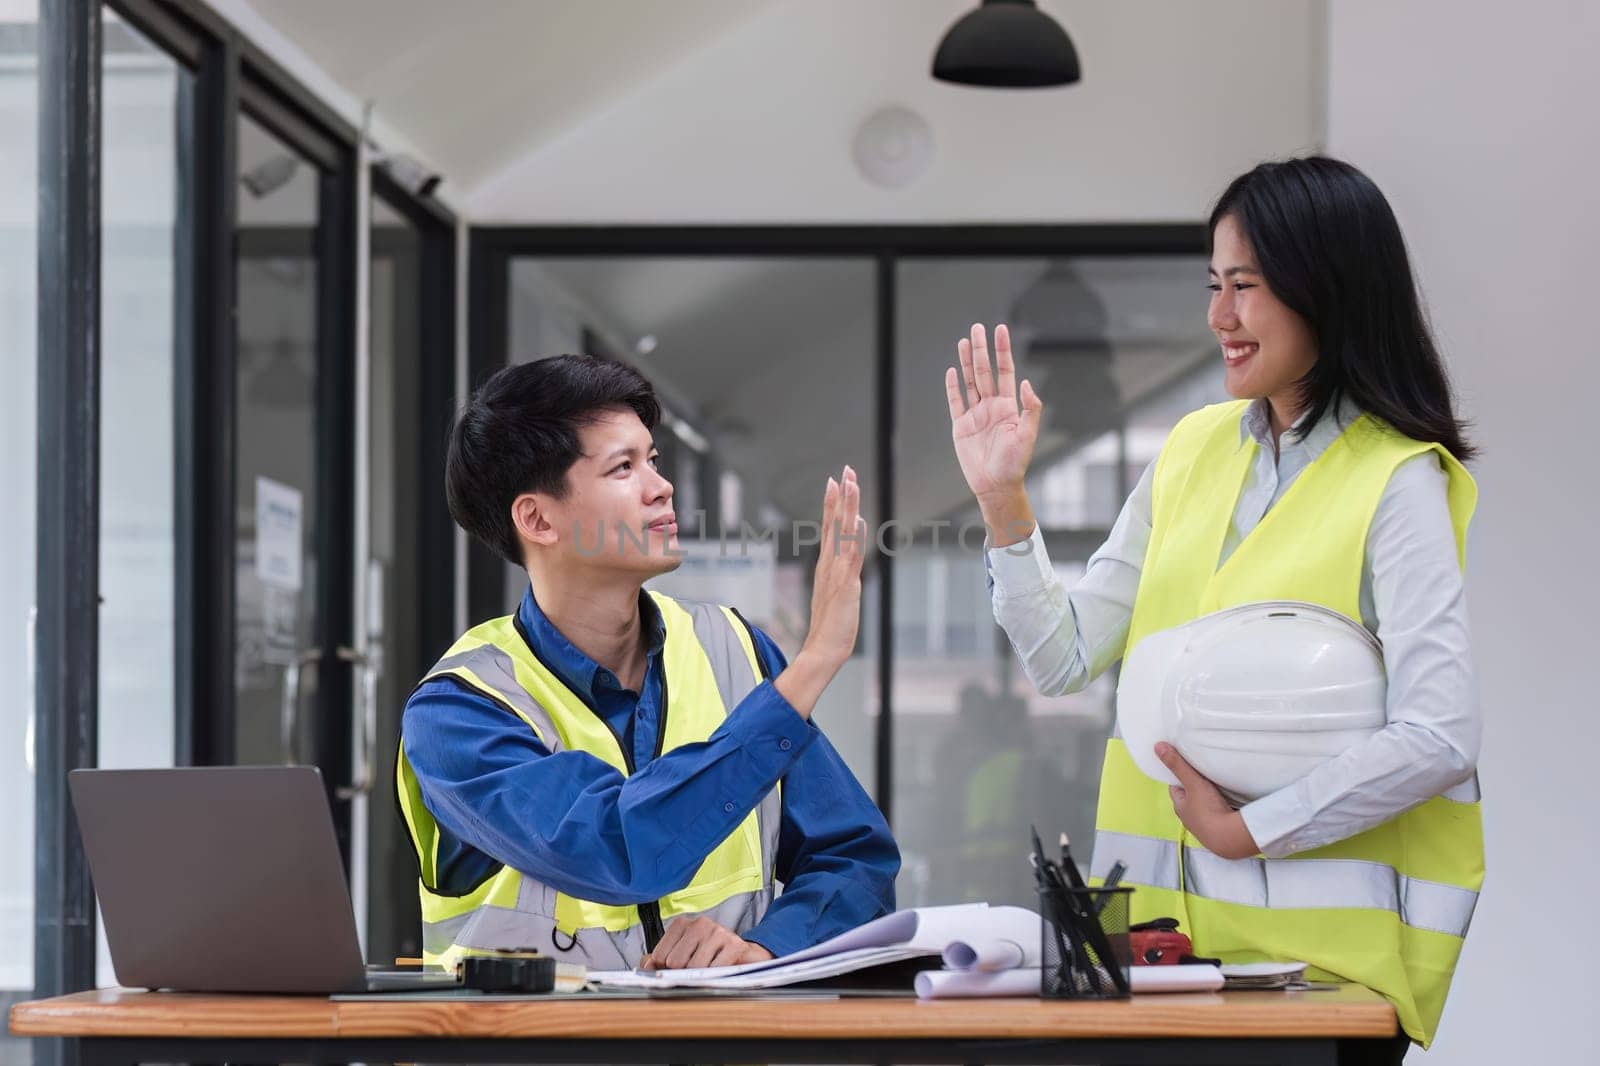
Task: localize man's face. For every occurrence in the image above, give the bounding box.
[526,408,681,578]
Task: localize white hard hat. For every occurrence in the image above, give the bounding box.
[1115,601,1387,804]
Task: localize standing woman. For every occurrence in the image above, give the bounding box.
[945,156,1481,1055]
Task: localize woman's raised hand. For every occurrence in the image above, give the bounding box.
[945,323,1043,510]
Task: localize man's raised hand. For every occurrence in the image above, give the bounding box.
[805,464,865,668]
[772,465,866,719]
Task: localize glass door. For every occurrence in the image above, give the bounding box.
[352,166,459,962]
[361,189,425,962]
[233,108,356,860]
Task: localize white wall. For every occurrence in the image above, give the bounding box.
[469,0,1325,222]
[1327,2,1599,1061]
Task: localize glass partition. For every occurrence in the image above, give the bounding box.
[892,255,1218,907]
[507,256,883,786]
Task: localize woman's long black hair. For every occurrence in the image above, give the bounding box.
[1210,156,1477,461]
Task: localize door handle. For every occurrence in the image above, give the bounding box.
[280,648,324,765]
[335,645,374,800]
[283,645,372,782]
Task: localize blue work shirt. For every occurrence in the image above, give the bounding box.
[401,586,900,958]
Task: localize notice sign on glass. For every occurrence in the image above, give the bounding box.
[254,476,303,592]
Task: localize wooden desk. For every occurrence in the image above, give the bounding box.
[11,985,1399,1065]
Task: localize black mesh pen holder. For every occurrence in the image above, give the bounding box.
[1039,884,1133,999]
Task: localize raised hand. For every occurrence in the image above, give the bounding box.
[945,323,1043,547]
[803,464,865,669]
[772,465,866,720]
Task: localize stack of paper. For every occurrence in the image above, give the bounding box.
[590,903,1037,992]
[1219,961,1308,990]
[588,904,1226,998]
[914,965,1223,998]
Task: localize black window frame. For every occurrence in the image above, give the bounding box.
[467,224,1207,823]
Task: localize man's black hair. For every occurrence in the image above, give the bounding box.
[446,354,661,566]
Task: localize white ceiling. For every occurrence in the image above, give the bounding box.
[236,0,1228,526]
[247,0,779,195]
[236,1,1323,222]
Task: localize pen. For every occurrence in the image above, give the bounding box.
[1093,861,1126,917]
[1058,832,1088,890]
[1059,834,1128,993]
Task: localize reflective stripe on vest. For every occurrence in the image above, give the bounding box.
[1093,400,1482,1048]
[1090,829,1478,939]
[397,591,779,971]
[419,877,774,972]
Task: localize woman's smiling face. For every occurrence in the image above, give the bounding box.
[1208,213,1319,412]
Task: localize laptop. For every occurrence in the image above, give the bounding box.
[69,765,459,994]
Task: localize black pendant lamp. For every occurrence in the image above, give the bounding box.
[932,0,1081,89]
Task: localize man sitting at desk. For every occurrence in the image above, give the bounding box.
[398,354,898,972]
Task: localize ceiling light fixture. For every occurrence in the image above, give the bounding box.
[932,0,1081,89]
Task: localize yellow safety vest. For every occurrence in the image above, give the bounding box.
[396,590,782,971]
[1091,399,1482,1047]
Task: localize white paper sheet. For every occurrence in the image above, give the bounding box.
[1220,961,1307,979]
[942,938,1026,972]
[589,903,1032,990]
[1131,965,1225,993]
[914,964,1226,999]
[939,906,1040,971]
[916,967,1041,998]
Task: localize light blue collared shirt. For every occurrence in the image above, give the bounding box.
[986,399,1480,858]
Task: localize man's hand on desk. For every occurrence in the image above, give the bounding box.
[638,915,775,971]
